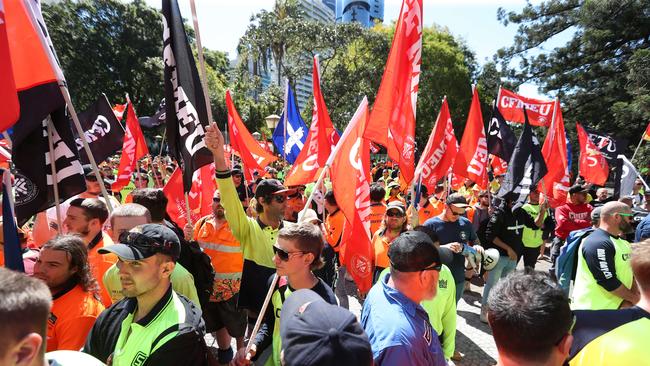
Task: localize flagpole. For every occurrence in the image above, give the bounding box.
[245,273,279,356]
[283,79,289,161]
[158,128,167,156]
[189,0,214,126]
[46,117,62,234]
[24,6,113,214]
[184,193,193,227]
[631,136,644,162]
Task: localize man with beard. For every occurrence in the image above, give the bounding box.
[193,190,246,365]
[63,198,116,306]
[571,201,640,310]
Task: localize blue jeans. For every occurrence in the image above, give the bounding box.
[481,256,517,307]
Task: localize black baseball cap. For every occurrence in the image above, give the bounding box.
[388,231,442,272]
[569,184,588,194]
[446,193,469,208]
[280,289,373,366]
[255,179,295,198]
[99,224,181,261]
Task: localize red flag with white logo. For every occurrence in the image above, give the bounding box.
[284,56,338,186]
[577,122,609,186]
[330,98,374,294]
[452,87,488,189]
[540,101,570,207]
[497,88,555,127]
[226,90,277,181]
[490,154,508,176]
[163,164,215,227]
[0,0,19,131]
[112,98,149,192]
[363,0,422,185]
[415,98,458,193]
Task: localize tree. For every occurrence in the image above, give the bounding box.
[495,0,650,162]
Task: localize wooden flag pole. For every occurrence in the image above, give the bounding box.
[631,136,645,163]
[245,273,278,355]
[46,117,62,234]
[24,5,113,214]
[189,0,214,125]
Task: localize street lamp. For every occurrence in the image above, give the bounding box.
[265,114,281,129]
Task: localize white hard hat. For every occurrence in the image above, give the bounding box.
[482,248,500,271]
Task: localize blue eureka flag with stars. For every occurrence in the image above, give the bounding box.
[273,84,307,164]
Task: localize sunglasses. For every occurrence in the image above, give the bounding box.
[271,195,286,203]
[617,212,634,217]
[450,210,466,216]
[213,197,221,203]
[272,245,306,261]
[386,210,405,218]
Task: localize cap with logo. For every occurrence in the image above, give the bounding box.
[99,224,181,262]
[254,179,296,198]
[388,230,442,272]
[280,289,373,366]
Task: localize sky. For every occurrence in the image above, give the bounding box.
[145,0,571,98]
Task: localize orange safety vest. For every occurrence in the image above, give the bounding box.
[373,230,400,269]
[194,216,244,302]
[47,284,104,352]
[325,209,345,252]
[418,198,444,224]
[87,232,117,306]
[368,203,386,235]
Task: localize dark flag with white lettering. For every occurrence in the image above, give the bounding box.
[581,125,626,163]
[75,95,125,164]
[13,109,86,226]
[487,102,517,162]
[498,109,548,209]
[162,0,213,192]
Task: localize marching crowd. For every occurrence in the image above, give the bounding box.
[1,123,649,366]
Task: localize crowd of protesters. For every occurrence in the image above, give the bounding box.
[0,123,649,366]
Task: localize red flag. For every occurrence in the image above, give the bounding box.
[112,99,149,192]
[226,90,276,181]
[452,87,488,189]
[331,98,374,294]
[112,103,126,121]
[0,0,19,131]
[540,101,569,207]
[490,154,508,176]
[164,164,215,227]
[284,56,338,186]
[497,88,555,127]
[577,122,609,186]
[363,0,422,185]
[643,121,650,142]
[414,98,458,192]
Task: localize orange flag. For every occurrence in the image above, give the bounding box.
[284,56,338,186]
[163,164,215,227]
[577,122,609,186]
[330,98,374,293]
[452,87,488,189]
[363,0,422,185]
[0,0,19,131]
[112,98,149,192]
[414,97,458,193]
[643,121,650,142]
[540,101,570,207]
[226,90,277,181]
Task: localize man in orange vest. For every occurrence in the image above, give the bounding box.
[369,183,387,235]
[63,198,116,306]
[193,190,246,365]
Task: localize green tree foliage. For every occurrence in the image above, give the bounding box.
[496,0,650,163]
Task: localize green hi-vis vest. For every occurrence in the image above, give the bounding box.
[111,291,188,366]
[521,203,544,248]
[572,236,633,310]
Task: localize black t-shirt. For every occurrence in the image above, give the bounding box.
[485,206,538,257]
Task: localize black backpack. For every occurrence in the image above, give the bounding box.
[165,220,216,308]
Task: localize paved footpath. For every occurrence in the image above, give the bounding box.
[208,257,552,366]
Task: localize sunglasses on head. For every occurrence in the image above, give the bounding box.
[386,210,405,218]
[272,245,306,261]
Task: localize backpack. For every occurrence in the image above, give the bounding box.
[165,220,216,308]
[555,228,594,295]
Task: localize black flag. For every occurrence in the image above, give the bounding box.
[582,125,626,163]
[162,0,213,192]
[139,99,166,128]
[498,109,548,208]
[487,102,517,162]
[75,95,125,164]
[13,109,86,225]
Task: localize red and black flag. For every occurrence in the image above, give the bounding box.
[75,95,125,165]
[162,0,213,192]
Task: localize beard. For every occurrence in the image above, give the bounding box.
[215,209,225,220]
[619,219,634,234]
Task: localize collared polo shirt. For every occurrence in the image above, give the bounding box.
[361,272,446,366]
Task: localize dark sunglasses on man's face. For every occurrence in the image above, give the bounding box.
[272,245,305,261]
[386,210,404,218]
[213,197,221,203]
[271,195,286,203]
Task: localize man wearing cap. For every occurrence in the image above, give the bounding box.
[232,168,254,211]
[373,201,409,282]
[551,184,593,272]
[83,224,209,365]
[361,231,447,366]
[386,181,406,206]
[424,193,482,304]
[280,289,373,366]
[205,124,295,327]
[192,190,247,364]
[571,201,639,310]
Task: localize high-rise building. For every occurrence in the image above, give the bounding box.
[322,0,336,13]
[338,0,383,28]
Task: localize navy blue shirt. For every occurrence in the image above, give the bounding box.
[424,216,477,284]
[361,272,447,366]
